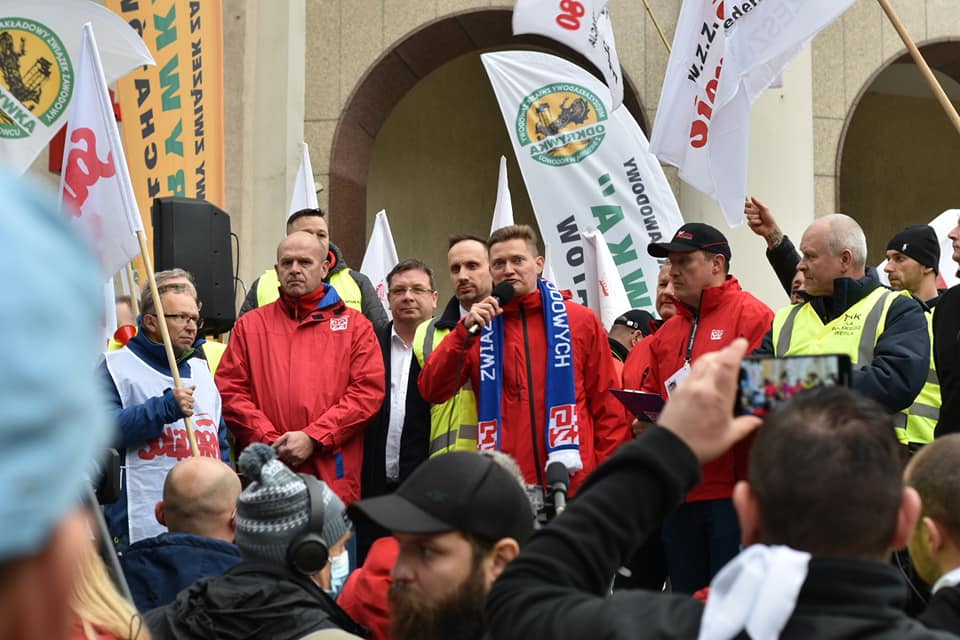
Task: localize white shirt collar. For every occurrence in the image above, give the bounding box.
[932,566,960,594]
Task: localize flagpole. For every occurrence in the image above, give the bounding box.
[125,263,140,315]
[877,0,960,137]
[136,230,200,457]
[641,0,672,54]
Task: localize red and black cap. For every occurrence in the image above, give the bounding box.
[648,222,731,260]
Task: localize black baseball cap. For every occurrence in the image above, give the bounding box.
[613,309,656,336]
[886,224,939,273]
[648,222,731,260]
[348,451,534,545]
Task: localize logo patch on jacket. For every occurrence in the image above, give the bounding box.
[330,317,349,331]
[710,329,724,340]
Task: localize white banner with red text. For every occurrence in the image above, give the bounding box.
[650,0,855,227]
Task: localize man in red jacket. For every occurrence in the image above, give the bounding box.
[418,224,628,497]
[623,222,773,594]
[216,231,385,507]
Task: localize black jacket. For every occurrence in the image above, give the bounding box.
[755,268,929,413]
[934,285,960,437]
[144,561,367,640]
[356,321,431,561]
[920,584,960,635]
[486,427,956,640]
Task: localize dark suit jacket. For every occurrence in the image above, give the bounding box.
[358,322,431,561]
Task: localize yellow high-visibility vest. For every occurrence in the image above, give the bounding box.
[413,317,479,456]
[255,268,362,312]
[772,287,915,439]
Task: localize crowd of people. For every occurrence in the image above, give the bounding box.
[6,170,960,640]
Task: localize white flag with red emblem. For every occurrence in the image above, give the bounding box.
[490,155,515,233]
[59,23,143,279]
[288,141,319,217]
[582,226,630,329]
[513,0,623,109]
[0,0,153,174]
[650,0,855,227]
[360,209,399,318]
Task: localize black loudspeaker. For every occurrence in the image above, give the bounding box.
[152,197,236,335]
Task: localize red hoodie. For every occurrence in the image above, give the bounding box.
[216,284,385,504]
[418,288,630,495]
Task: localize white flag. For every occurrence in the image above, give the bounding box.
[360,209,399,318]
[0,1,153,174]
[877,210,960,290]
[288,142,319,217]
[650,0,855,227]
[582,226,631,329]
[542,242,559,284]
[513,0,623,109]
[60,23,143,281]
[490,155,515,233]
[483,50,683,315]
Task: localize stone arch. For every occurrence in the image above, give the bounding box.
[835,37,960,259]
[327,7,648,264]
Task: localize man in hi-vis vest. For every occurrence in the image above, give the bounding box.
[883,225,942,448]
[756,214,929,427]
[238,207,388,332]
[412,234,493,457]
[100,281,232,554]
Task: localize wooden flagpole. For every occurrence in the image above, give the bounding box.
[641,0,672,54]
[125,262,140,315]
[136,230,200,457]
[877,0,960,137]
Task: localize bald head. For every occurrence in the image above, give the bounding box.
[798,214,867,297]
[157,457,241,542]
[275,230,330,298]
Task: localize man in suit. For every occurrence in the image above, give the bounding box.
[358,258,439,562]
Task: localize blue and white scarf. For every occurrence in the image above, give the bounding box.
[477,279,582,475]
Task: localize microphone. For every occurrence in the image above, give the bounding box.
[467,281,516,335]
[546,461,569,516]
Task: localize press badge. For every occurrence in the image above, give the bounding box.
[664,361,692,398]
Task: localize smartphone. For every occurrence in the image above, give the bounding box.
[735,354,852,417]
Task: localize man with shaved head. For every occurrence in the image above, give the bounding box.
[756,214,929,425]
[122,457,243,611]
[217,231,385,513]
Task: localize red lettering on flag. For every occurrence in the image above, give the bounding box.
[63,127,116,214]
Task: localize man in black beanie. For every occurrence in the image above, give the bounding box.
[882,224,942,448]
[884,224,942,307]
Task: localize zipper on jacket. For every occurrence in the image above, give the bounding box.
[519,305,545,489]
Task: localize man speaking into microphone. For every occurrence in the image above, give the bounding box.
[419,224,628,496]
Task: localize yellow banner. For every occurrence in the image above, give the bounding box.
[105,0,225,267]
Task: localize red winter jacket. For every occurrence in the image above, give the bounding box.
[418,288,630,495]
[622,276,773,502]
[216,284,385,504]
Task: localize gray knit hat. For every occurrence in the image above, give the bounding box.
[236,444,311,564]
[236,444,353,567]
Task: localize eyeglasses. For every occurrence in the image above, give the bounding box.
[388,286,435,297]
[147,312,203,329]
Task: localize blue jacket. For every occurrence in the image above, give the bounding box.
[99,327,231,552]
[121,532,241,612]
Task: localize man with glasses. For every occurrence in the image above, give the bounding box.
[358,259,439,563]
[100,278,232,555]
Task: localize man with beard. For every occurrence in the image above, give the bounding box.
[412,234,494,456]
[349,450,534,640]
